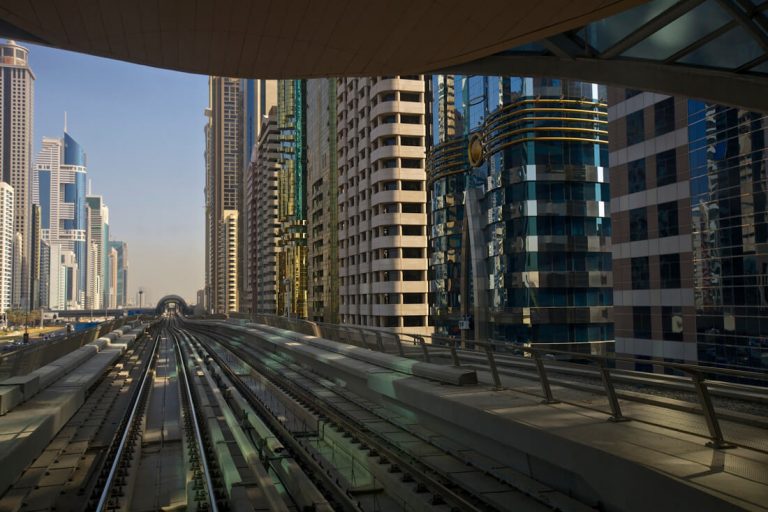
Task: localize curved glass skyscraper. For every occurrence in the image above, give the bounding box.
[428,76,613,349]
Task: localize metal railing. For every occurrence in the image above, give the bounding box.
[0,316,137,380]
[244,314,768,449]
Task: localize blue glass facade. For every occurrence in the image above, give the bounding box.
[688,101,768,370]
[63,132,85,166]
[428,76,613,348]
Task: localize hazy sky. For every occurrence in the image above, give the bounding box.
[27,42,208,306]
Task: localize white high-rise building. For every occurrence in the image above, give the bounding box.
[251,108,281,315]
[336,77,431,334]
[0,40,34,309]
[85,195,108,309]
[0,182,14,316]
[47,244,65,310]
[107,246,118,309]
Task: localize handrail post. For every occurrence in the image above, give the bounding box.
[449,340,461,367]
[484,342,503,390]
[598,361,628,422]
[374,331,384,352]
[690,372,735,449]
[394,334,405,357]
[533,353,558,404]
[418,336,431,363]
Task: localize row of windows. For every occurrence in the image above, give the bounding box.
[487,140,608,169]
[630,254,681,289]
[625,97,676,146]
[496,181,610,203]
[494,216,612,238]
[626,148,677,194]
[491,287,613,307]
[629,202,679,241]
[631,306,683,341]
[488,322,614,344]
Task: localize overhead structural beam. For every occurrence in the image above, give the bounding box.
[600,0,704,59]
[442,55,768,112]
[715,0,768,52]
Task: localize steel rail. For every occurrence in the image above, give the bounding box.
[172,330,220,512]
[95,333,160,512]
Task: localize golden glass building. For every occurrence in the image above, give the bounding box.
[276,80,308,319]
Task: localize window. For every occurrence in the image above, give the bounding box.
[662,307,683,341]
[633,306,652,339]
[656,149,676,187]
[402,270,423,281]
[401,180,422,191]
[631,257,650,289]
[628,159,646,194]
[659,253,680,288]
[658,201,679,238]
[629,208,648,241]
[654,98,675,136]
[626,110,645,146]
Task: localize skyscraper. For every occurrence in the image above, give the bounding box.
[428,76,613,347]
[336,76,430,333]
[277,80,308,319]
[251,108,281,316]
[306,78,339,323]
[34,131,88,308]
[108,240,128,307]
[0,40,34,310]
[0,182,14,316]
[241,79,276,314]
[29,204,41,310]
[107,245,117,309]
[85,195,108,309]
[608,89,768,371]
[204,77,242,314]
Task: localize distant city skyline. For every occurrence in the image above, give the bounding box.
[26,42,208,304]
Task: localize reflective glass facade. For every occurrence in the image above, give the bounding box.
[688,102,768,370]
[609,89,767,372]
[428,76,613,347]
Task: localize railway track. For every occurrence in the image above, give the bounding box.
[0,325,154,511]
[182,321,580,512]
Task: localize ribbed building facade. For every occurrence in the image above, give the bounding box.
[250,108,281,315]
[240,79,276,314]
[609,89,768,371]
[0,40,34,310]
[306,78,339,323]
[337,76,430,333]
[428,76,613,348]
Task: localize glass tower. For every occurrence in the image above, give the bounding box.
[428,76,613,349]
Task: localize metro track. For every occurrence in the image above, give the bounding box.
[181,320,581,512]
